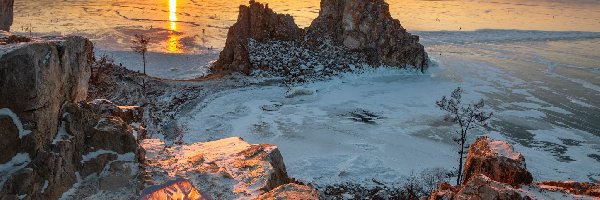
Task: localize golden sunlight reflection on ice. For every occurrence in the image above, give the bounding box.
[167,0,181,53]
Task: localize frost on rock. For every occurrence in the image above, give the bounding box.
[142,137,290,199]
[0,153,30,188]
[0,108,31,139]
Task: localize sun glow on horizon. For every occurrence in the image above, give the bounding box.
[168,0,181,53]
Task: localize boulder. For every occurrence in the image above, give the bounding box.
[140,178,211,200]
[0,0,13,31]
[212,1,303,74]
[254,183,319,200]
[142,137,291,199]
[462,136,533,186]
[308,0,428,71]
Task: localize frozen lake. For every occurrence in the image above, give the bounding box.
[179,31,600,185]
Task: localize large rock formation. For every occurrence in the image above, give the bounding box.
[212,0,429,77]
[0,33,145,199]
[462,136,533,186]
[142,137,309,199]
[212,1,303,75]
[0,0,13,31]
[307,0,428,70]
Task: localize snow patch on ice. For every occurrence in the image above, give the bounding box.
[0,108,32,139]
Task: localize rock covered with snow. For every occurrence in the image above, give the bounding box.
[141,137,315,199]
[212,0,429,77]
[462,136,533,186]
[0,0,13,31]
[307,0,428,71]
[212,0,303,74]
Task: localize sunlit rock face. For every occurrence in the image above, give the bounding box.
[254,183,319,200]
[212,0,428,76]
[140,178,210,200]
[0,34,144,199]
[212,1,303,74]
[0,0,12,31]
[308,0,428,71]
[462,136,533,186]
[142,137,292,199]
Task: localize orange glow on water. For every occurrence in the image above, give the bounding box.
[167,0,181,53]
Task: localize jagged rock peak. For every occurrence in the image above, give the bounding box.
[308,0,428,70]
[212,1,303,74]
[212,0,429,76]
[0,0,13,31]
[462,136,533,186]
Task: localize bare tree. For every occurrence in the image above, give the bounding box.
[131,34,150,74]
[436,87,492,185]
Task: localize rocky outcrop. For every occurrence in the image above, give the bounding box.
[428,136,600,199]
[462,136,533,186]
[212,0,428,77]
[212,1,303,74]
[139,178,210,200]
[307,0,428,70]
[142,137,312,199]
[0,0,13,31]
[429,174,529,200]
[254,183,320,200]
[0,34,145,199]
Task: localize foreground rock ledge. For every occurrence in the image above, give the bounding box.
[462,136,533,186]
[142,137,318,199]
[212,0,428,76]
